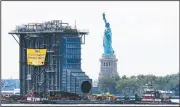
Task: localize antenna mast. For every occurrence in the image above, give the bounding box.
[75,20,76,29]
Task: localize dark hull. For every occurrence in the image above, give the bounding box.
[1,99,179,104]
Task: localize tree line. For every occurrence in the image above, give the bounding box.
[98,73,179,96]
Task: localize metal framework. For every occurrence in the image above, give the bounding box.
[8,20,91,97]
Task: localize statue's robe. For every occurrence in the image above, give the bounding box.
[103,26,114,55]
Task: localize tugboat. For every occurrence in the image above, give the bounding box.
[141,84,161,104]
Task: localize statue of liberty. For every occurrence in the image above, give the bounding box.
[102,13,114,55]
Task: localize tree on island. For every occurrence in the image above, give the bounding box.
[97,73,179,96]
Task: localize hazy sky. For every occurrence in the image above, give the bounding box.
[2,1,179,80]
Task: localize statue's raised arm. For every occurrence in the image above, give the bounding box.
[103,13,107,24]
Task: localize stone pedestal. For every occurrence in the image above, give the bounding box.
[99,54,118,78]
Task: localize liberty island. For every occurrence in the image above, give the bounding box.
[99,13,119,94]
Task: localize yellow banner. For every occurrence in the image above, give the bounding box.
[27,49,47,66]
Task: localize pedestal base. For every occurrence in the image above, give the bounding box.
[99,54,118,78]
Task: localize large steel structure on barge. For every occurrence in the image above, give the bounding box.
[9,20,92,97]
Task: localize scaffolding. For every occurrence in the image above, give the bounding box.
[9,20,91,97]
